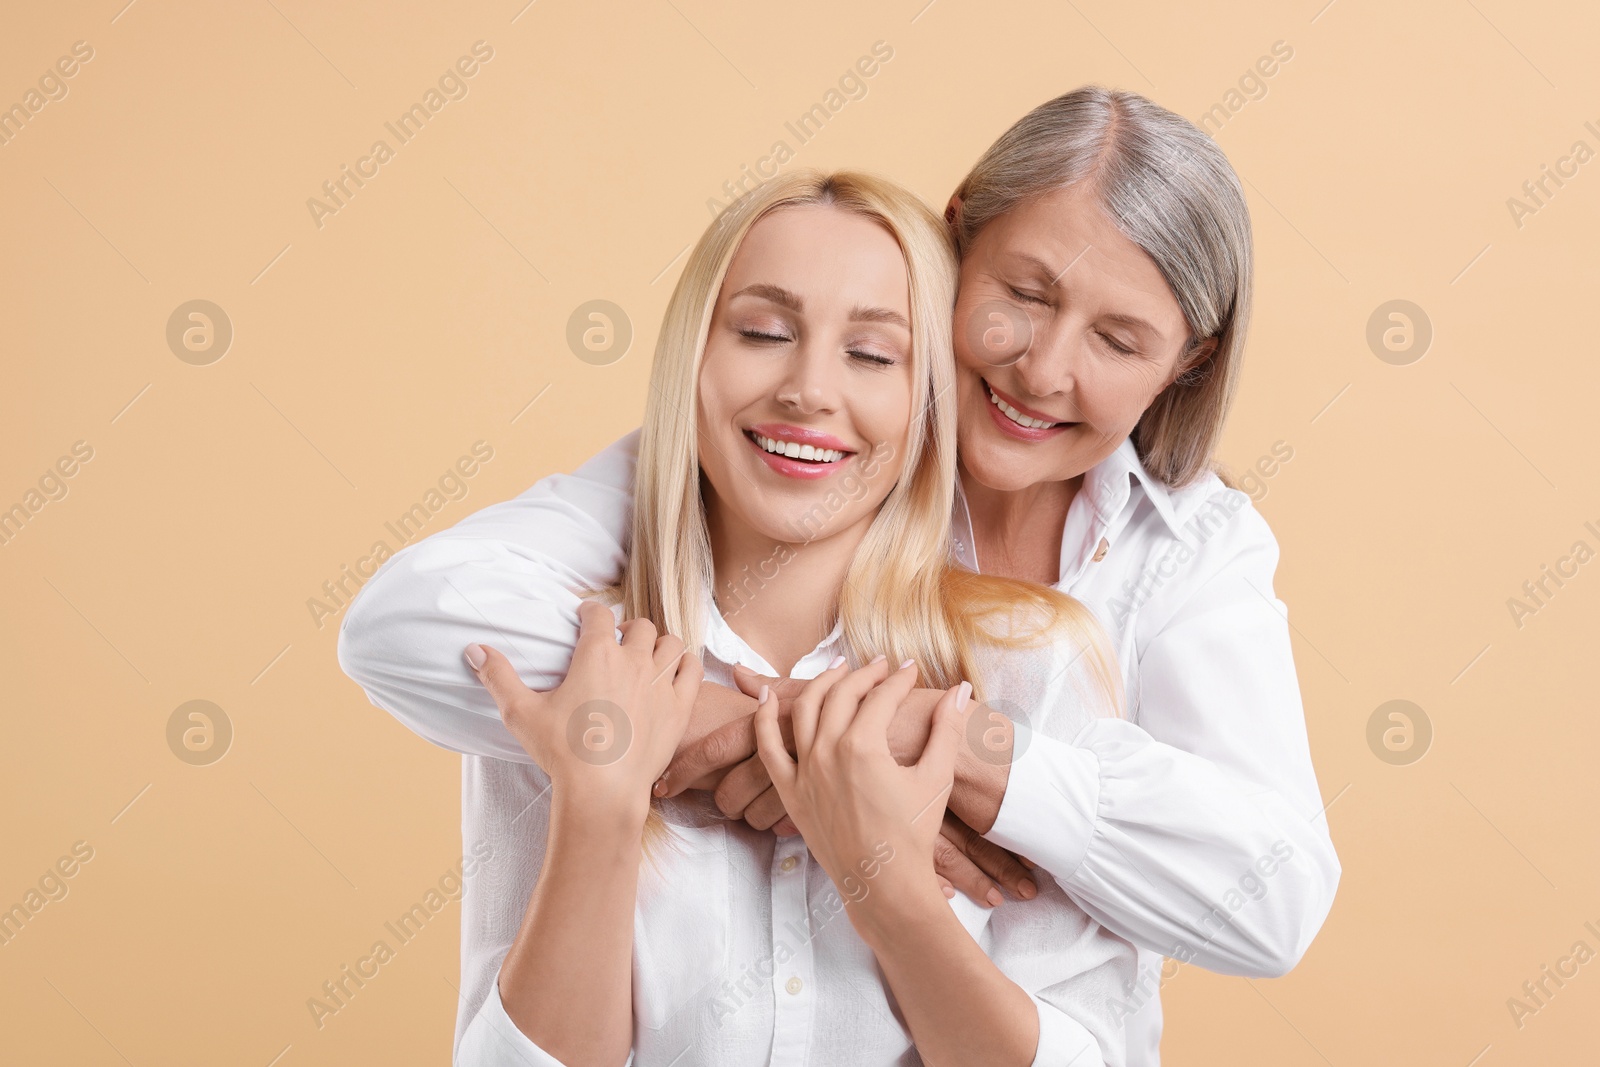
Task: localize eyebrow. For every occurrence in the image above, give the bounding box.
[730,283,910,331]
[1010,253,1162,338]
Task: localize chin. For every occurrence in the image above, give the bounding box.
[959,437,1053,493]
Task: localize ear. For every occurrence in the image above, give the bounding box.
[1171,336,1218,385]
[944,193,963,227]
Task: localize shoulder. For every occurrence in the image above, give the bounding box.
[570,426,641,488]
[1122,475,1288,641]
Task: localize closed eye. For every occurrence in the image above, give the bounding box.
[1097,331,1137,355]
[849,350,896,367]
[740,328,791,344]
[1008,285,1049,306]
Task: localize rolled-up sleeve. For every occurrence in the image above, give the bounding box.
[457,976,636,1067]
[986,501,1341,978]
[337,430,639,761]
[1029,996,1112,1067]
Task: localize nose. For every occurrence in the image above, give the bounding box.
[1011,318,1081,408]
[774,338,842,415]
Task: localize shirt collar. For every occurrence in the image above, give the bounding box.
[698,587,846,679]
[1084,436,1212,538]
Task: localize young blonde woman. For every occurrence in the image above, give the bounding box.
[340,87,1340,1065]
[444,171,1134,1064]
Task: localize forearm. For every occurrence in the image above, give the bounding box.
[984,721,1340,975]
[949,735,1009,833]
[337,431,639,761]
[849,879,1038,1066]
[496,795,644,1066]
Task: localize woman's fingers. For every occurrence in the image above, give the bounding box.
[464,644,537,723]
[573,600,620,662]
[815,655,892,749]
[932,830,1003,907]
[916,682,973,789]
[849,658,920,745]
[791,656,849,762]
[652,632,686,676]
[669,649,703,721]
[616,615,657,652]
[656,715,754,798]
[752,685,795,788]
[712,753,774,821]
[731,663,779,700]
[940,811,1036,904]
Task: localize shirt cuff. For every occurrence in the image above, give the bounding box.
[456,977,575,1067]
[1029,993,1110,1067]
[985,730,1102,888]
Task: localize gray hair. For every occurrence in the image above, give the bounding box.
[952,86,1253,487]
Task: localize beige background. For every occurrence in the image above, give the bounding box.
[3,0,1596,1063]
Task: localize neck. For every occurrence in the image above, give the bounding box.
[957,460,1081,584]
[706,504,870,678]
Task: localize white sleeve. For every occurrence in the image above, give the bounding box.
[337,429,640,762]
[985,503,1341,978]
[456,977,635,1067]
[1028,1000,1111,1067]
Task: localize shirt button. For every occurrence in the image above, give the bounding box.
[779,856,798,872]
[785,976,803,995]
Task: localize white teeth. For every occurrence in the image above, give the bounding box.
[987,383,1062,430]
[753,433,845,463]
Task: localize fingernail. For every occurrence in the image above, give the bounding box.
[757,684,769,704]
[464,644,486,671]
[652,778,668,796]
[955,681,972,712]
[942,884,956,899]
[1019,878,1037,899]
[899,658,915,670]
[986,887,1004,907]
[828,655,847,669]
[869,654,886,665]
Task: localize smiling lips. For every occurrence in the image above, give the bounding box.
[982,378,1076,441]
[744,423,856,480]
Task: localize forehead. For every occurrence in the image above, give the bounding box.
[721,203,911,311]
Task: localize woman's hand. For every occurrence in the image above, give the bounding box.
[754,655,972,911]
[465,600,702,826]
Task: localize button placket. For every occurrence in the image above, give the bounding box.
[767,836,814,1067]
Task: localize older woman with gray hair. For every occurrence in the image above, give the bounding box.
[339,86,1340,1064]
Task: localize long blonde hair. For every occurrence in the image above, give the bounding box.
[622,170,1120,839]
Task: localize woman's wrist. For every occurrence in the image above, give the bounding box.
[549,783,652,841]
[844,868,953,952]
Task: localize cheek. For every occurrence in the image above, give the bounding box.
[1079,359,1171,427]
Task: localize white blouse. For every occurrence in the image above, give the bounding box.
[337,429,1340,1067]
[449,596,1134,1066]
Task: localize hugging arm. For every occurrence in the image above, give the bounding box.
[958,504,1341,976]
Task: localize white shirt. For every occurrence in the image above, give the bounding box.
[449,596,1135,1066]
[337,429,1341,1066]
